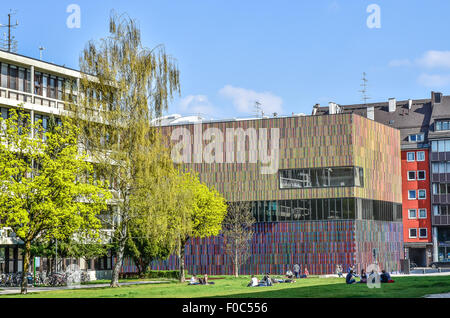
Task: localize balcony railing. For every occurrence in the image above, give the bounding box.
[433,215,450,226]
[0,87,66,110]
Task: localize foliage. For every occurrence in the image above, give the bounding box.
[173,173,228,282]
[0,107,111,293]
[74,11,180,287]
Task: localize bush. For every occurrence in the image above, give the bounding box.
[119,270,181,280]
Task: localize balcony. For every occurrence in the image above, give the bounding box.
[0,227,23,245]
[433,215,450,226]
[0,86,66,111]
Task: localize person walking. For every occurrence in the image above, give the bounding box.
[293,264,300,279]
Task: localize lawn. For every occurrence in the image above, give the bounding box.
[1,275,450,298]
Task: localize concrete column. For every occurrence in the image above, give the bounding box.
[30,65,34,94]
[432,226,439,262]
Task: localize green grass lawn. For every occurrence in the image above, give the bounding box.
[2,275,450,298]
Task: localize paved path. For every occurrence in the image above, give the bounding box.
[425,293,450,298]
[0,280,167,295]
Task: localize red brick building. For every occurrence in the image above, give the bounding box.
[401,149,433,266]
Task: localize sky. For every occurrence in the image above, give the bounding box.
[3,0,450,119]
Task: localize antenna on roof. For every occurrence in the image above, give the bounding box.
[0,10,19,53]
[39,46,45,61]
[254,101,264,118]
[359,72,371,106]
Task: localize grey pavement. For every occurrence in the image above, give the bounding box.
[0,280,167,295]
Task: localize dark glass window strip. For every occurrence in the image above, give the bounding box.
[239,198,401,223]
[279,166,364,189]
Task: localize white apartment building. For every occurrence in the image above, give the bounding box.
[0,50,113,277]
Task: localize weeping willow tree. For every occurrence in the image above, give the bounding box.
[72,12,180,287]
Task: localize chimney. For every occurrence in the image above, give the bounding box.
[329,102,336,115]
[388,98,396,112]
[312,103,320,115]
[367,106,374,121]
[408,99,412,110]
[329,102,340,115]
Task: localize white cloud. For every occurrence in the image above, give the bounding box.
[416,50,450,69]
[179,95,216,116]
[219,85,283,115]
[417,74,450,87]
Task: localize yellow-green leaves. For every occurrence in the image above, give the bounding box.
[0,107,111,245]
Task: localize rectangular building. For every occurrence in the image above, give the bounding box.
[157,113,403,275]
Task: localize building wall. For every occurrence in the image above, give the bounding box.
[401,150,432,244]
[352,115,402,204]
[163,113,402,203]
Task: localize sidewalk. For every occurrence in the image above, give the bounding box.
[0,280,166,295]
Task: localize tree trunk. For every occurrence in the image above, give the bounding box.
[178,239,186,283]
[21,240,31,294]
[110,240,125,288]
[234,248,239,278]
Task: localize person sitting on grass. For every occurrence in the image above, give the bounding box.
[359,269,367,284]
[247,275,259,287]
[189,275,200,285]
[286,269,294,279]
[261,273,273,286]
[380,270,394,283]
[346,270,357,284]
[202,274,215,285]
[300,267,309,278]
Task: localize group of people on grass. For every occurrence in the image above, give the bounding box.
[247,264,309,287]
[340,264,395,285]
[188,274,215,285]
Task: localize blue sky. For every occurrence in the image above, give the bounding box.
[4,0,450,119]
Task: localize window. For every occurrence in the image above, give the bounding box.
[9,66,17,90]
[407,171,416,181]
[433,205,440,216]
[0,63,7,88]
[417,151,425,161]
[279,166,364,189]
[419,209,427,219]
[408,190,417,200]
[408,134,424,142]
[407,152,415,162]
[436,120,450,131]
[409,228,417,238]
[408,209,417,219]
[419,228,428,238]
[418,189,426,199]
[417,171,426,180]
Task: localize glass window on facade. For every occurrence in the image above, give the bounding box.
[417,151,425,161]
[407,152,415,161]
[409,134,424,142]
[419,228,428,238]
[419,209,427,219]
[248,198,399,222]
[9,66,17,90]
[408,209,417,219]
[436,120,450,131]
[418,189,426,199]
[408,171,416,180]
[408,190,417,200]
[1,63,7,88]
[279,166,364,189]
[418,170,426,180]
[409,228,417,238]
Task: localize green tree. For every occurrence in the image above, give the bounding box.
[174,174,228,282]
[73,12,180,287]
[0,108,111,294]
